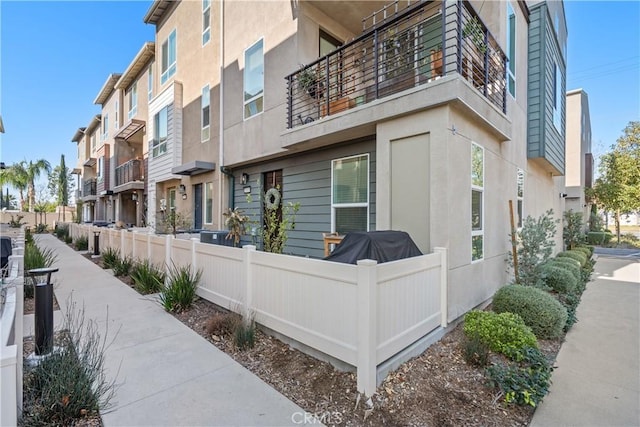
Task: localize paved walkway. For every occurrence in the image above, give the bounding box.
[531,254,640,427]
[30,234,306,426]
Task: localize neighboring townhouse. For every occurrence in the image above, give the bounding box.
[70,126,87,220]
[74,115,102,223]
[143,0,221,232]
[93,73,123,223]
[564,88,593,225]
[210,0,567,320]
[113,42,155,227]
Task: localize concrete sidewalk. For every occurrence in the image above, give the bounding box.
[531,255,640,427]
[31,234,306,426]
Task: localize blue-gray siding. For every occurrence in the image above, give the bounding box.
[232,139,376,258]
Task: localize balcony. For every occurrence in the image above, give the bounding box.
[286,0,506,129]
[114,159,144,192]
[82,179,97,199]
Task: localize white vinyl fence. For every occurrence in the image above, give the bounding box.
[69,224,447,395]
[1,230,25,426]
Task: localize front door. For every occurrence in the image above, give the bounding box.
[193,183,203,230]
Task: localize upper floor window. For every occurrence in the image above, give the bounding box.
[506,3,516,98]
[202,0,211,45]
[148,64,153,100]
[553,63,562,132]
[97,156,104,181]
[471,143,484,262]
[201,85,210,142]
[91,134,96,152]
[161,29,177,84]
[331,154,369,234]
[114,100,119,130]
[516,168,524,229]
[101,114,109,141]
[244,38,264,119]
[153,106,168,157]
[128,83,138,120]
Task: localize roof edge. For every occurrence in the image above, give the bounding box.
[93,73,122,105]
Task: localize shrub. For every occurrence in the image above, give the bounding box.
[545,258,581,283]
[234,318,256,350]
[74,235,89,251]
[486,347,553,407]
[25,227,33,244]
[9,214,25,228]
[112,255,134,277]
[576,244,594,256]
[22,300,115,426]
[64,235,73,244]
[557,250,587,267]
[205,312,240,337]
[563,210,585,250]
[556,291,581,332]
[537,263,578,294]
[492,285,567,339]
[463,310,537,360]
[461,336,489,367]
[34,223,48,234]
[25,241,58,297]
[101,247,120,270]
[55,224,70,240]
[159,263,202,312]
[572,246,592,260]
[586,231,612,245]
[131,260,165,295]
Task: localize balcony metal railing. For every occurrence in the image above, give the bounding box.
[115,159,144,186]
[286,0,506,129]
[83,178,97,196]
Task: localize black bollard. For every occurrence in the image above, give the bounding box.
[93,231,100,256]
[27,267,59,356]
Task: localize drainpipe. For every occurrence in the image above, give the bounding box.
[217,0,226,226]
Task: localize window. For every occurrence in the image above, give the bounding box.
[101,114,108,141]
[161,29,177,84]
[168,188,176,211]
[114,100,119,130]
[331,154,369,234]
[506,3,516,97]
[201,85,210,141]
[471,143,484,261]
[243,38,264,119]
[148,64,153,100]
[97,156,104,182]
[152,106,168,157]
[516,168,524,229]
[91,134,96,152]
[553,63,562,132]
[128,83,138,120]
[202,0,211,45]
[204,182,213,224]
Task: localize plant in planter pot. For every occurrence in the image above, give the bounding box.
[297,65,324,100]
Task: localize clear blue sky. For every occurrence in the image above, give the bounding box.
[0,1,638,199]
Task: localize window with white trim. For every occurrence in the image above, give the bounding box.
[202,0,211,45]
[168,188,176,211]
[114,100,119,130]
[331,154,369,234]
[161,29,177,84]
[152,106,168,157]
[128,83,138,120]
[553,62,562,132]
[101,114,108,141]
[91,134,96,152]
[516,168,524,229]
[243,38,264,119]
[97,156,104,182]
[201,85,210,141]
[204,182,213,224]
[471,143,484,261]
[147,64,153,100]
[506,2,516,97]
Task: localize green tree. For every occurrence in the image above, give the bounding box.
[19,159,52,213]
[588,121,640,243]
[0,162,28,210]
[48,155,74,221]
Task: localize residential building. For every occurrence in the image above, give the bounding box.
[564,88,593,225]
[144,0,220,232]
[73,115,101,223]
[93,73,123,223]
[113,42,155,227]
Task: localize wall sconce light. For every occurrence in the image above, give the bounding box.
[560,193,568,198]
[178,184,186,194]
[243,186,251,194]
[131,191,138,201]
[181,193,187,200]
[241,173,250,185]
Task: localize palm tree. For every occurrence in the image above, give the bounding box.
[0,162,28,210]
[24,159,51,212]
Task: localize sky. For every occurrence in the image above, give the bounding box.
[0,0,639,200]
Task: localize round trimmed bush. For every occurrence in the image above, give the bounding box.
[557,250,587,266]
[572,246,592,260]
[492,285,568,339]
[463,310,538,360]
[547,258,581,283]
[538,263,578,294]
[577,245,594,256]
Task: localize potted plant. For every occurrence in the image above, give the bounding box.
[463,16,487,54]
[297,65,324,99]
